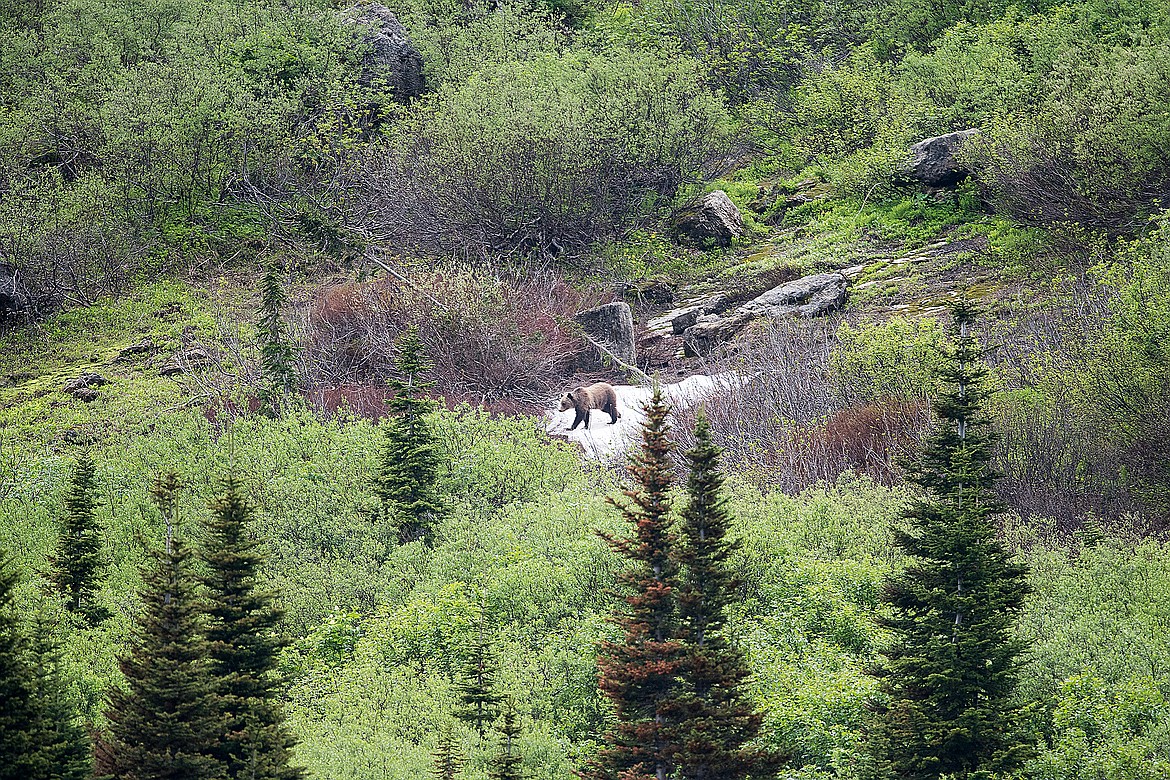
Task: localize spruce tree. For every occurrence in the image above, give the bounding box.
[454,630,504,738]
[101,474,225,780]
[374,327,443,544]
[431,732,463,780]
[257,262,297,418]
[488,705,526,780]
[0,550,44,780]
[202,477,302,780]
[48,456,107,623]
[670,411,766,780]
[582,387,683,780]
[866,302,1032,779]
[0,556,91,780]
[25,617,92,780]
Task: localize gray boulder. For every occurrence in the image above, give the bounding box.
[684,271,848,355]
[354,4,425,102]
[907,129,980,187]
[672,190,744,247]
[574,302,637,370]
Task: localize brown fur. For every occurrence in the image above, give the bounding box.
[559,382,621,430]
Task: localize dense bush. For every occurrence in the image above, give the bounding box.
[0,0,376,310]
[361,47,729,258]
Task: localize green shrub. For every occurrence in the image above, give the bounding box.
[372,46,729,257]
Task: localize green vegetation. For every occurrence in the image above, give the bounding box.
[4,0,1170,777]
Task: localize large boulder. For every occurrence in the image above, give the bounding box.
[353,4,425,102]
[906,129,980,187]
[672,190,744,247]
[574,302,637,371]
[684,271,848,355]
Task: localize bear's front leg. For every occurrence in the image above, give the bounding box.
[571,409,590,430]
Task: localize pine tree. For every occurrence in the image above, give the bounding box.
[48,457,107,623]
[202,477,302,780]
[670,411,767,780]
[582,387,683,780]
[101,474,225,780]
[431,732,463,780]
[866,302,1032,779]
[454,630,504,738]
[488,705,526,780]
[374,327,443,544]
[257,262,297,418]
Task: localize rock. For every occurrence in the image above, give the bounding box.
[159,345,213,377]
[683,271,848,355]
[353,4,425,102]
[0,263,29,321]
[906,129,980,187]
[739,271,848,319]
[573,302,637,370]
[117,338,156,361]
[672,190,744,247]
[63,372,109,401]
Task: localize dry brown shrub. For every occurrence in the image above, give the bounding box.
[674,319,932,493]
[302,265,605,415]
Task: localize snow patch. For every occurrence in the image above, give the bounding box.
[545,373,741,459]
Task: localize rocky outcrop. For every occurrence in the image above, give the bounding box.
[574,302,637,371]
[353,4,425,102]
[684,271,848,355]
[906,129,980,187]
[672,190,744,247]
[63,372,109,401]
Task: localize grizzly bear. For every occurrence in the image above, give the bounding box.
[559,382,621,431]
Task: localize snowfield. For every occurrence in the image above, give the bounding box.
[545,373,742,459]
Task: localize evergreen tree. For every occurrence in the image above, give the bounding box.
[25,617,92,780]
[0,551,92,780]
[582,387,683,780]
[202,477,302,780]
[48,457,107,623]
[670,411,767,780]
[431,732,463,780]
[257,262,297,417]
[0,550,45,780]
[454,630,504,738]
[488,705,526,780]
[374,327,443,544]
[101,474,225,780]
[866,302,1033,779]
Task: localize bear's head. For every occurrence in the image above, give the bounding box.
[558,391,576,412]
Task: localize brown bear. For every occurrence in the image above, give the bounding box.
[559,382,621,431]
